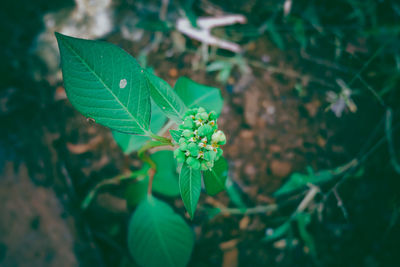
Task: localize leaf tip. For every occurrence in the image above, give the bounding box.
[54,31,63,40]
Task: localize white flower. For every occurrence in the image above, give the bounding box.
[212,130,226,144]
[198,142,206,148]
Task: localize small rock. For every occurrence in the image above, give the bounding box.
[269,145,281,153]
[168,68,178,78]
[239,216,250,230]
[270,160,292,178]
[304,100,321,117]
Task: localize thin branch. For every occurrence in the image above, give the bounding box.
[218,204,278,215]
[333,186,349,221]
[147,169,156,195]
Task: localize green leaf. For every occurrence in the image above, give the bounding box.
[203,157,228,195]
[295,213,317,257]
[179,163,202,219]
[273,173,309,197]
[55,33,151,134]
[125,177,149,207]
[151,151,180,197]
[113,100,167,154]
[225,177,247,209]
[144,71,187,123]
[175,77,224,116]
[170,129,183,143]
[263,222,291,242]
[128,196,194,267]
[274,166,340,197]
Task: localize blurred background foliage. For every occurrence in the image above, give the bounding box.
[1,0,400,266]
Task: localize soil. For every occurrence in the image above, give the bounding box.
[1,1,400,267]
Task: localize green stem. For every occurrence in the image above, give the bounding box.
[149,132,173,145]
[81,170,147,210]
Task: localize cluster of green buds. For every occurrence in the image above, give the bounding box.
[174,107,226,170]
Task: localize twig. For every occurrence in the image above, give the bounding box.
[218,204,278,215]
[176,15,246,53]
[332,186,349,221]
[81,172,146,210]
[294,184,320,214]
[158,119,176,137]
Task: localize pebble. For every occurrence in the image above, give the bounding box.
[270,160,292,178]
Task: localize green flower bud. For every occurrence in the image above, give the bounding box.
[184,109,196,116]
[195,112,208,121]
[216,147,223,159]
[187,157,200,170]
[179,143,188,151]
[182,129,194,138]
[207,120,217,130]
[187,142,199,157]
[201,162,209,171]
[198,124,212,137]
[204,150,217,162]
[206,161,214,169]
[181,117,194,129]
[209,111,217,120]
[176,107,225,169]
[212,130,226,145]
[174,149,185,163]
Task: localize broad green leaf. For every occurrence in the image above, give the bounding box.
[263,222,291,242]
[151,151,180,197]
[273,173,309,197]
[274,165,341,197]
[128,196,194,267]
[203,157,228,195]
[174,77,224,116]
[125,177,149,207]
[170,129,183,143]
[55,33,151,134]
[113,100,167,154]
[179,163,201,219]
[144,71,187,123]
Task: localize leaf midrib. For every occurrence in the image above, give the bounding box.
[61,37,148,134]
[188,167,194,216]
[188,90,216,108]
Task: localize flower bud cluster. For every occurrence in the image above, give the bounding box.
[174,107,226,170]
